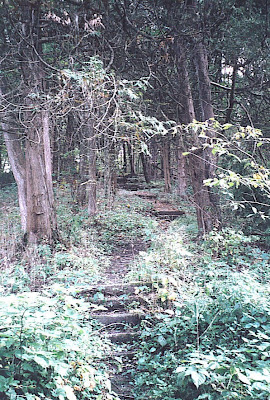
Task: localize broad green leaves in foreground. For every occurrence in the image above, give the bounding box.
[0,292,119,400]
[133,227,270,400]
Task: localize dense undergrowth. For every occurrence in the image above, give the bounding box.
[129,219,270,399]
[0,184,269,400]
[0,185,158,400]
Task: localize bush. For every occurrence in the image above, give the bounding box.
[0,292,119,400]
[135,273,270,399]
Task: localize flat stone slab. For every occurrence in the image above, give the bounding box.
[134,191,157,199]
[91,312,144,326]
[154,210,185,215]
[106,331,139,344]
[91,295,148,311]
[153,210,185,220]
[80,281,152,297]
[111,375,134,399]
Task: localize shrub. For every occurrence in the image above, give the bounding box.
[135,271,270,399]
[0,292,119,400]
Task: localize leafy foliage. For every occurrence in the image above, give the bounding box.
[185,120,270,244]
[0,291,119,400]
[130,223,270,400]
[135,272,270,399]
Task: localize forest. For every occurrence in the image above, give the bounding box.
[0,0,269,399]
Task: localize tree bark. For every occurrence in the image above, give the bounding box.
[104,136,116,209]
[140,152,150,184]
[176,35,221,234]
[25,108,58,243]
[194,41,215,121]
[127,142,136,176]
[175,38,194,197]
[163,138,171,193]
[78,128,88,206]
[122,142,128,173]
[177,137,187,197]
[175,38,196,124]
[18,0,58,244]
[0,81,27,233]
[3,130,27,232]
[87,120,97,216]
[193,39,221,233]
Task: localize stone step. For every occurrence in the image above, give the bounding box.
[113,390,134,400]
[106,331,139,344]
[109,350,136,360]
[91,312,144,327]
[153,210,185,220]
[90,294,149,311]
[135,191,157,200]
[111,375,135,399]
[81,281,152,297]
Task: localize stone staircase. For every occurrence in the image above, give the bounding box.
[81,280,154,399]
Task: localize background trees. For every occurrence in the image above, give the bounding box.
[0,0,269,242]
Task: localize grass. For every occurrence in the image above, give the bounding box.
[0,183,269,400]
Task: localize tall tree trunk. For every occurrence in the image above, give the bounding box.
[18,0,58,244]
[122,142,128,174]
[3,129,27,232]
[176,35,221,234]
[127,142,135,176]
[25,109,58,243]
[163,138,171,193]
[177,135,187,197]
[78,129,88,206]
[1,83,27,233]
[87,120,97,216]
[104,136,116,209]
[175,38,196,125]
[151,137,158,181]
[140,152,150,184]
[194,40,221,231]
[194,41,215,121]
[175,37,194,197]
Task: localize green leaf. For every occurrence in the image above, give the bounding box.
[223,123,233,130]
[0,376,10,391]
[237,371,251,385]
[246,370,270,382]
[157,336,167,347]
[191,369,206,388]
[33,355,50,369]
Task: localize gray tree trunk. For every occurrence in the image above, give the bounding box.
[176,34,221,234]
[14,0,58,244]
[87,119,97,216]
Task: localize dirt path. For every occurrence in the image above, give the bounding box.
[101,242,147,284]
[87,191,180,399]
[85,244,148,399]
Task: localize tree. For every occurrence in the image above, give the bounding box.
[0,0,268,239]
[1,1,58,244]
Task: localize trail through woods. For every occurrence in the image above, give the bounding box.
[83,190,183,399]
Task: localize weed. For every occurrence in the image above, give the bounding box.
[130,222,270,400]
[135,272,270,399]
[0,291,120,399]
